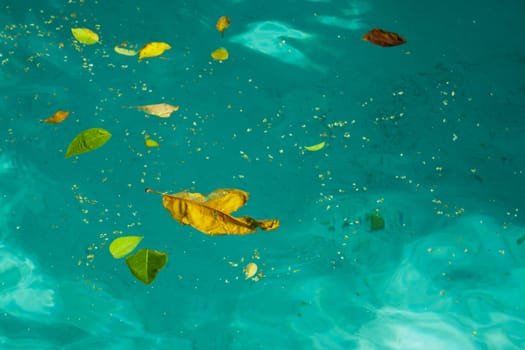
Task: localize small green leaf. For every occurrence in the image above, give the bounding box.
[66,128,112,158]
[125,249,167,284]
[109,236,143,259]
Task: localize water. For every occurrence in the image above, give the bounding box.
[1,0,524,349]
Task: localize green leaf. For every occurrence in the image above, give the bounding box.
[66,128,112,158]
[109,236,143,259]
[125,249,168,284]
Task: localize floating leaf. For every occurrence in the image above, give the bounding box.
[138,42,171,60]
[362,28,406,47]
[41,110,70,124]
[65,128,112,158]
[216,16,231,35]
[114,46,138,56]
[71,28,99,45]
[123,103,179,118]
[109,236,144,259]
[125,248,168,284]
[146,188,280,235]
[145,138,160,148]
[211,48,229,61]
[244,262,258,279]
[304,141,325,152]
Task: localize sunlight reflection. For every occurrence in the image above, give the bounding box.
[230,21,324,71]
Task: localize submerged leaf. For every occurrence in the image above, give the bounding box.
[367,212,385,231]
[216,16,231,35]
[65,128,112,158]
[125,248,168,284]
[304,141,325,152]
[146,188,279,235]
[211,48,229,61]
[41,110,70,124]
[138,42,171,60]
[71,28,99,45]
[109,236,143,259]
[124,103,179,118]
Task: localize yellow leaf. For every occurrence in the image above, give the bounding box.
[71,28,99,45]
[216,16,231,35]
[146,188,279,235]
[114,46,138,56]
[211,48,229,61]
[145,138,160,148]
[124,103,179,118]
[304,141,326,152]
[41,110,70,124]
[109,236,143,259]
[244,262,258,279]
[138,42,171,60]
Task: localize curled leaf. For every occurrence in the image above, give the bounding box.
[304,141,325,152]
[138,42,171,60]
[124,103,179,118]
[125,248,168,284]
[211,48,229,61]
[216,16,231,35]
[146,188,279,235]
[244,262,258,279]
[114,46,138,56]
[65,128,112,158]
[109,236,144,259]
[41,110,70,124]
[71,28,99,45]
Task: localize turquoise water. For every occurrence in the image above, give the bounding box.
[1,0,525,348]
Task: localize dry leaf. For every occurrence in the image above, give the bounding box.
[216,16,231,36]
[138,42,171,60]
[41,110,70,124]
[124,103,179,118]
[146,188,279,235]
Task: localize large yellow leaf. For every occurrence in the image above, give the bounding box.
[146,188,279,235]
[138,42,171,60]
[124,103,179,118]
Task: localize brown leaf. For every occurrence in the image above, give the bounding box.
[362,28,406,47]
[146,188,279,235]
[41,110,71,124]
[124,103,179,118]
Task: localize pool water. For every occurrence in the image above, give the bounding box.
[1,0,524,349]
